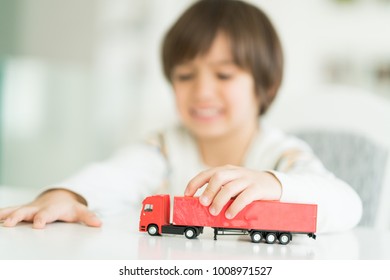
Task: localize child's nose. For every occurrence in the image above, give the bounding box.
[193,74,215,100]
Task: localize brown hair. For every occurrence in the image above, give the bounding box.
[162,0,283,115]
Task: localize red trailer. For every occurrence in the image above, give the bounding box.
[139,194,317,244]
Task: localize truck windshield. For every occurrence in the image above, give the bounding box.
[144,204,153,212]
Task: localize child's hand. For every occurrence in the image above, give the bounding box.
[185,165,282,219]
[0,189,102,229]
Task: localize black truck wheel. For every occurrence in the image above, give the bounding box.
[251,231,262,243]
[265,232,277,244]
[278,233,291,245]
[147,224,159,236]
[184,228,197,239]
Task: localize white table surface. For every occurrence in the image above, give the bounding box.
[1,186,389,260]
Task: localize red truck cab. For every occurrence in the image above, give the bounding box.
[139,195,170,235]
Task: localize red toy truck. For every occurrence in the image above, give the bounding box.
[139,195,317,244]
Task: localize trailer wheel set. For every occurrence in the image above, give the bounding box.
[251,231,292,245]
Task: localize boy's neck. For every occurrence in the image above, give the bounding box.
[196,122,259,167]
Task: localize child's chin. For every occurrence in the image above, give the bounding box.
[190,126,227,139]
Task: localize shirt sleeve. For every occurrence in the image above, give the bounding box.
[266,132,363,233]
[43,141,169,217]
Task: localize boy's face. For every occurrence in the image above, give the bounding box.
[171,32,260,141]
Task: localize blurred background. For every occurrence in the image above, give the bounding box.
[0,0,390,189]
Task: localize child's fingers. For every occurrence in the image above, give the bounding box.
[2,207,37,227]
[199,167,239,206]
[32,209,58,229]
[185,168,216,197]
[32,206,101,228]
[225,187,259,219]
[185,165,237,196]
[78,210,102,227]
[208,178,247,216]
[0,206,20,221]
[32,213,49,229]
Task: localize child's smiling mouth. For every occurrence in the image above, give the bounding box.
[190,107,224,121]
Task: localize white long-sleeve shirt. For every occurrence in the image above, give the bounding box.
[54,122,362,233]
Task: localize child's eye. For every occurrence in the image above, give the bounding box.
[217,73,232,80]
[174,73,194,81]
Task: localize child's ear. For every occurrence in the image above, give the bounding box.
[254,89,262,115]
[260,85,279,115]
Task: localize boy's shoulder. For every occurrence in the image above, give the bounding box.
[258,121,312,152]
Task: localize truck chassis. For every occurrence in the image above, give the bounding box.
[147,223,316,245]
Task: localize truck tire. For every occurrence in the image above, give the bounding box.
[250,231,262,243]
[184,228,197,239]
[265,232,277,244]
[147,224,159,236]
[278,233,291,245]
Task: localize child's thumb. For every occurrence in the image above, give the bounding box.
[80,211,102,227]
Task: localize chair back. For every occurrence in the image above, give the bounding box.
[265,85,390,229]
[294,130,388,227]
